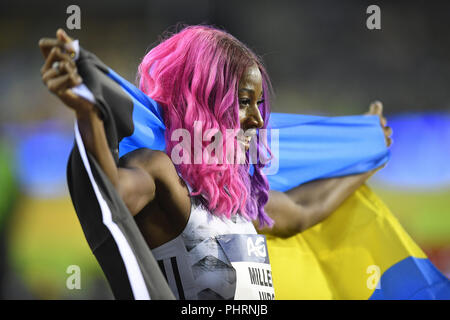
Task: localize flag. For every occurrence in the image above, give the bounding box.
[69,46,450,300]
[68,48,174,299]
[268,185,450,299]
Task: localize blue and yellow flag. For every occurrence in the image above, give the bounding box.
[267,185,449,299]
[71,47,450,300]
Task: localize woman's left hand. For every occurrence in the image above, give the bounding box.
[366,101,392,147]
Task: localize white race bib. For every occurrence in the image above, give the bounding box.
[217,234,275,300]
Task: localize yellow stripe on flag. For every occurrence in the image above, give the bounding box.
[266,184,426,299]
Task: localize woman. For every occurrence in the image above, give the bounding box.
[39,26,391,300]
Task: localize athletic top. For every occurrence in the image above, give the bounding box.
[151,179,274,300]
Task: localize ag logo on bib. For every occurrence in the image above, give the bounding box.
[247,236,266,258]
[217,234,274,300]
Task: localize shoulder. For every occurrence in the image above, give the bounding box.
[120,148,191,221]
[119,148,175,177]
[119,148,186,193]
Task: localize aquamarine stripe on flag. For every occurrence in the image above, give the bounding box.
[370,257,450,300]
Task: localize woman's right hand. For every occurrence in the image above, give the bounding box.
[366,101,392,147]
[39,29,95,115]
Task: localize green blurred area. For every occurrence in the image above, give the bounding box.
[6,196,111,299]
[0,140,17,229]
[371,185,450,247]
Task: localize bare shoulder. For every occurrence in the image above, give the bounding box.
[119,148,190,213]
[119,148,176,178]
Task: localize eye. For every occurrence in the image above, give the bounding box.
[239,98,250,107]
[257,99,265,105]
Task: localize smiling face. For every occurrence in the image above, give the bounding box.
[238,64,265,150]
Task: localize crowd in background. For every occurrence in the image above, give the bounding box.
[0,0,448,299]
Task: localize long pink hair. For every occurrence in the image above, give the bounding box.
[138,25,273,227]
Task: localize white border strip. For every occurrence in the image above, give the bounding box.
[69,40,96,104]
[74,121,150,300]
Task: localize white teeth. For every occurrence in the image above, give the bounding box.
[237,136,251,143]
[237,136,251,150]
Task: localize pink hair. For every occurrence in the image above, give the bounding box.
[138,25,273,227]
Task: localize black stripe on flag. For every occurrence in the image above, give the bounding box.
[67,47,175,300]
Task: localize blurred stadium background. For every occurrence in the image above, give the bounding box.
[0,0,448,299]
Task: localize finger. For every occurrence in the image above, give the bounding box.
[386,137,392,147]
[380,116,387,127]
[366,102,377,115]
[369,101,383,116]
[38,38,67,58]
[40,47,73,74]
[39,36,75,59]
[47,73,81,94]
[59,59,78,75]
[47,74,70,93]
[61,61,82,84]
[40,46,60,74]
[56,29,76,57]
[42,67,61,83]
[384,126,392,137]
[57,29,73,44]
[42,60,77,82]
[47,74,71,94]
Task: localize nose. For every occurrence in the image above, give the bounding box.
[245,104,264,129]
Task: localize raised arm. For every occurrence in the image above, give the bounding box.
[257,102,392,238]
[39,29,156,216]
[258,170,375,238]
